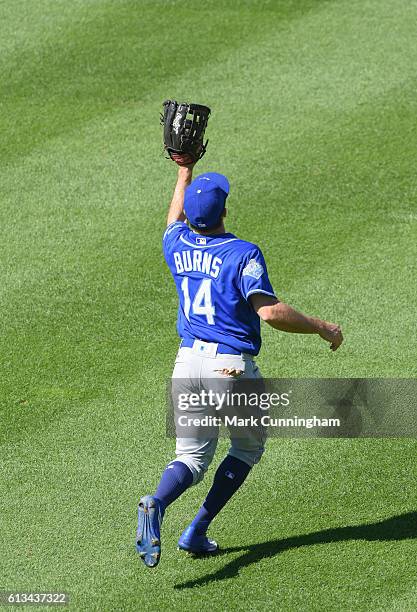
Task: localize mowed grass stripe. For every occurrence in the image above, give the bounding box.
[0,0,326,162]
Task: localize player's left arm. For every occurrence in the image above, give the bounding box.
[250,293,344,351]
[166,165,194,226]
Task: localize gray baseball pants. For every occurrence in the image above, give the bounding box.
[170,339,267,485]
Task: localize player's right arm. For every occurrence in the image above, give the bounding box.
[166,165,194,226]
[250,294,344,351]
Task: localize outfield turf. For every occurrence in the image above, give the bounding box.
[1,0,416,610]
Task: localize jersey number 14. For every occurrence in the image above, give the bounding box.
[181,277,215,325]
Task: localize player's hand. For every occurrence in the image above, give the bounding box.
[318,322,344,351]
[171,153,195,167]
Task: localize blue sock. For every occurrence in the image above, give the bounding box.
[154,461,193,511]
[189,455,251,535]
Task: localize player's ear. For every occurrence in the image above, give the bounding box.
[222,208,227,219]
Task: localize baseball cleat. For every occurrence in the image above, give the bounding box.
[177,525,218,555]
[136,495,164,568]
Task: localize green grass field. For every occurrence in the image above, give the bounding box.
[1,0,416,610]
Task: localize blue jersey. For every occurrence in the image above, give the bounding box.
[163,221,276,355]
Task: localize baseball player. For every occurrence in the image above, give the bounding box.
[136,163,343,568]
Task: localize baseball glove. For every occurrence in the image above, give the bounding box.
[161,100,211,165]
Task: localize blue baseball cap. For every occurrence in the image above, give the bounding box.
[184,172,230,229]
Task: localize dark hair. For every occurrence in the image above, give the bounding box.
[187,208,226,234]
[188,218,223,234]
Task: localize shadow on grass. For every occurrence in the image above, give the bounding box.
[174,511,417,589]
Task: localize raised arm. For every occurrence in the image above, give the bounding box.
[249,293,343,351]
[166,165,194,226]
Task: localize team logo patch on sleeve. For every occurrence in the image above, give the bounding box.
[242,259,264,280]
